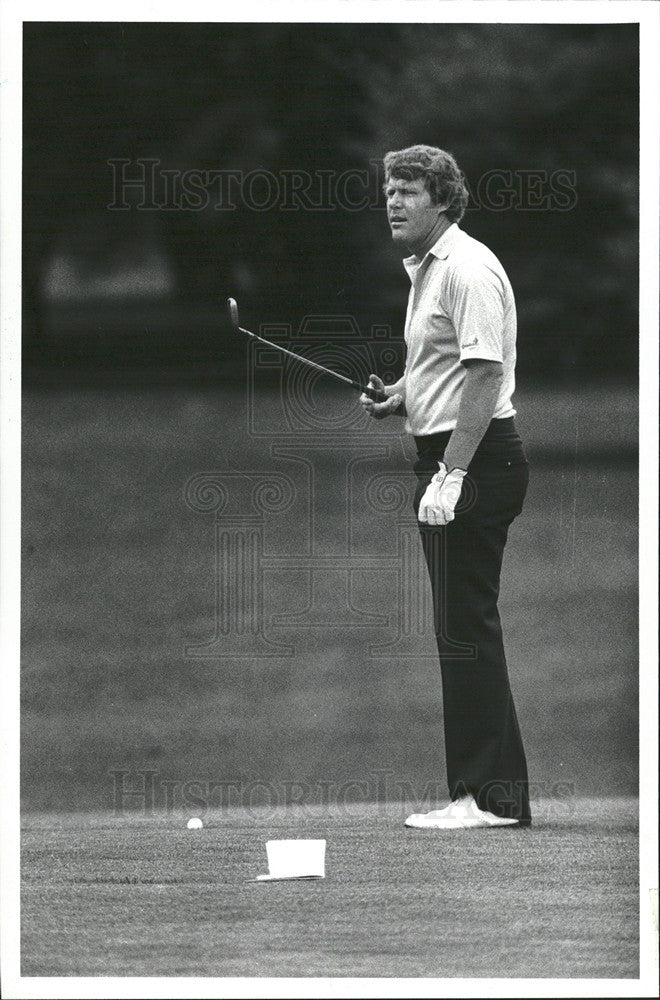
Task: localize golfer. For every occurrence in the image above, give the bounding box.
[361,145,531,829]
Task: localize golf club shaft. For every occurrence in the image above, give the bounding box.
[227,298,388,402]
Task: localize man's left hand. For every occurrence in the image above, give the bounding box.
[418,463,467,526]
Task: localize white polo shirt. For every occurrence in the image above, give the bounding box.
[393,223,517,436]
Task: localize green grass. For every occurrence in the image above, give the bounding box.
[20,798,639,978]
[21,383,638,811]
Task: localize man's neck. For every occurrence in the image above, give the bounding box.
[407,215,452,260]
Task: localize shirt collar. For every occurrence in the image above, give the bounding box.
[403,222,459,281]
[428,222,459,260]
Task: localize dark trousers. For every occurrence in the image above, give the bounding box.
[413,417,531,824]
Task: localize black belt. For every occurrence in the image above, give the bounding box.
[414,417,526,466]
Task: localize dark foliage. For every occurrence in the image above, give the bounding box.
[23,22,638,377]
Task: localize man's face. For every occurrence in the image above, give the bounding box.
[385,175,443,251]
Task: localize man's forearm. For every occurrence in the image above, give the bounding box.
[442,361,503,471]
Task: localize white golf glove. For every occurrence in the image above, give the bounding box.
[359,374,404,420]
[418,462,467,526]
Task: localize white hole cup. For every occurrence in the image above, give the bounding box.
[265,839,326,879]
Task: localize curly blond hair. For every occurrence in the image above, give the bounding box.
[383,145,469,223]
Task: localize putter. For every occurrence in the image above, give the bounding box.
[227,297,388,402]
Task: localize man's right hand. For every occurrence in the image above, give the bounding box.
[360,374,404,420]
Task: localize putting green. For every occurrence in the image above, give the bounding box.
[21,797,638,978]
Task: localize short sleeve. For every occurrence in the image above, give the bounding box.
[445,262,505,364]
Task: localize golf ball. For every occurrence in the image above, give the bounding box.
[187,817,203,830]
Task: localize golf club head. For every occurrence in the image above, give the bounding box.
[227,297,240,332]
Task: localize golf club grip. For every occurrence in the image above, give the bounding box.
[361,384,389,402]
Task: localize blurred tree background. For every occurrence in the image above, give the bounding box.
[23,22,638,381]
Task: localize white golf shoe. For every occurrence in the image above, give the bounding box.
[405,794,520,829]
